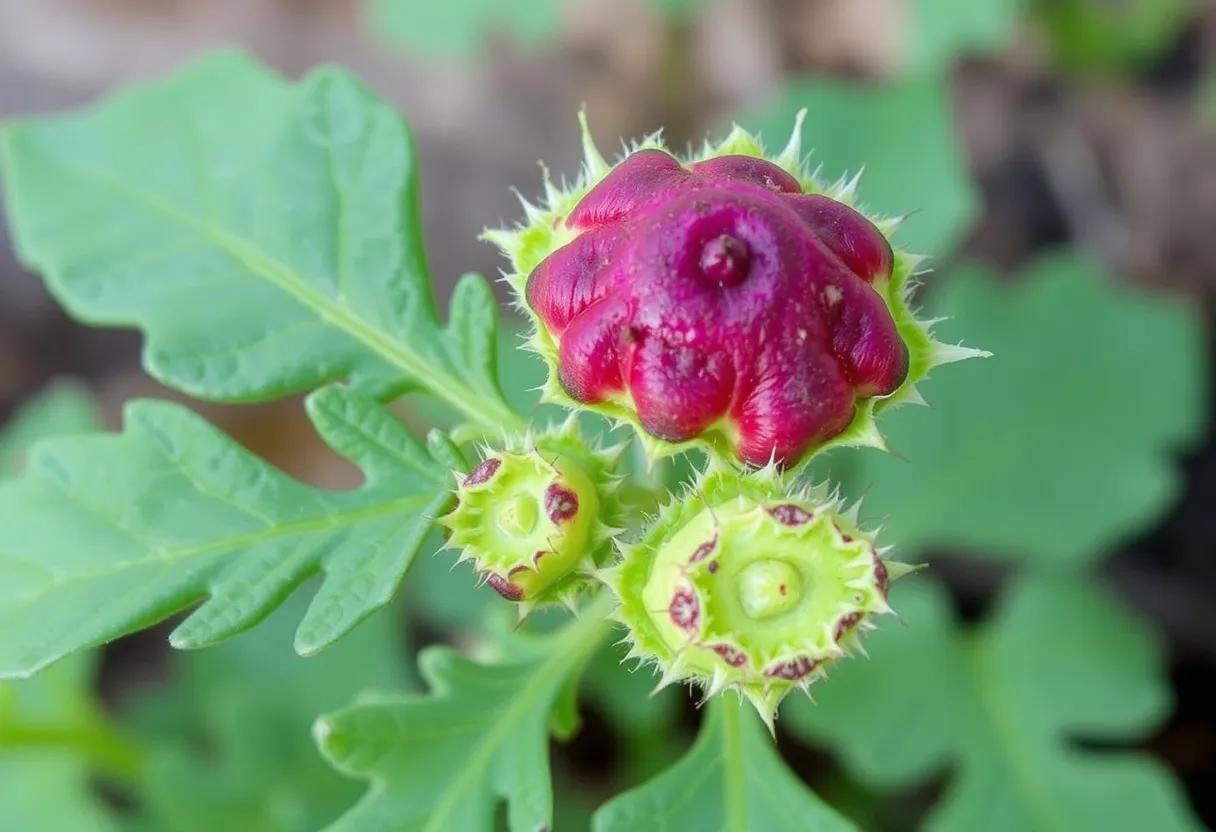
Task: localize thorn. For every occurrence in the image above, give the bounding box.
[743,688,778,737]
[702,667,730,702]
[775,107,807,172]
[560,591,582,617]
[651,662,683,697]
[694,486,721,527]
[838,167,865,201]
[885,560,925,583]
[885,445,911,464]
[578,108,610,178]
[515,601,537,628]
[934,342,992,365]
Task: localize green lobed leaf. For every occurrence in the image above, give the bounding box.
[0,384,449,677]
[2,379,415,831]
[746,76,979,254]
[0,50,523,434]
[316,594,611,832]
[844,253,1207,568]
[593,698,857,832]
[126,589,413,832]
[784,578,1203,831]
[0,383,122,830]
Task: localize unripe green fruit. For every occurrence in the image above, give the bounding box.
[604,463,914,728]
[439,421,623,614]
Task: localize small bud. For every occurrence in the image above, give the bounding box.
[439,422,623,610]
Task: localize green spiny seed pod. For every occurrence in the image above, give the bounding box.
[439,419,624,615]
[603,463,915,729]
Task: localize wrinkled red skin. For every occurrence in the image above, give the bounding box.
[527,149,909,468]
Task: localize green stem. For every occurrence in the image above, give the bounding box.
[0,718,146,784]
[717,699,750,832]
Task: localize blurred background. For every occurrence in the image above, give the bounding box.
[1,0,1214,830]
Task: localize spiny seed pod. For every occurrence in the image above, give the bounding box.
[439,420,624,615]
[484,113,986,470]
[602,464,915,729]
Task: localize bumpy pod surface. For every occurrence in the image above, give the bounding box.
[486,115,984,469]
[439,424,623,613]
[604,465,910,727]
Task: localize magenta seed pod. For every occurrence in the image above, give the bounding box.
[485,114,986,470]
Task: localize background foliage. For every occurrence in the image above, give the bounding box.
[0,0,1212,830]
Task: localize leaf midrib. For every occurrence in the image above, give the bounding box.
[420,593,612,832]
[965,634,1069,832]
[1,493,430,612]
[19,145,527,435]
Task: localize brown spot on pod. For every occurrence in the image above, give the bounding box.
[710,643,748,667]
[873,556,889,597]
[707,561,719,574]
[464,457,502,486]
[544,483,579,524]
[831,523,860,542]
[832,521,853,543]
[689,535,718,563]
[765,655,819,680]
[668,585,700,632]
[484,571,524,601]
[768,504,813,526]
[834,611,863,641]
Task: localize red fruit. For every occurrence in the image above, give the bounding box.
[526,150,907,468]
